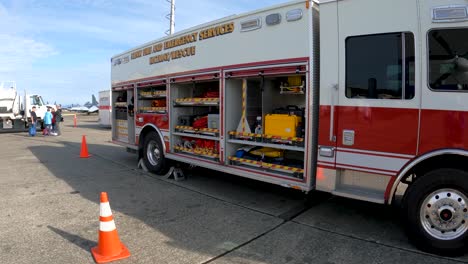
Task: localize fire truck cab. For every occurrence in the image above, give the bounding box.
[111,0,468,255]
[319,0,468,255]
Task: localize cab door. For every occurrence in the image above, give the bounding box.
[418,0,468,153]
[334,0,420,177]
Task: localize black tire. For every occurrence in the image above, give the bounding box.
[402,168,468,256]
[142,131,169,175]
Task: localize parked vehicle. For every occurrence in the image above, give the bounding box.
[110,0,468,255]
[0,81,53,131]
[98,90,111,127]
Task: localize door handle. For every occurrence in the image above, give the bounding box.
[329,84,338,142]
[319,146,335,158]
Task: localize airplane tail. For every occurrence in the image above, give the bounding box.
[92,94,98,106]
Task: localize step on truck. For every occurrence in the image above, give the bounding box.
[111,0,468,255]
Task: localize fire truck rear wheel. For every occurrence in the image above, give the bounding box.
[402,168,468,256]
[143,131,169,175]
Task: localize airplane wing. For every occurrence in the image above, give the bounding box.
[88,106,99,113]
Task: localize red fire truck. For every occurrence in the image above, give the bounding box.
[111,0,468,255]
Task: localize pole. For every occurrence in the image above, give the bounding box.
[166,0,175,35]
[74,114,77,128]
[170,0,175,35]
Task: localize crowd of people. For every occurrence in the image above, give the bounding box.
[29,104,63,136]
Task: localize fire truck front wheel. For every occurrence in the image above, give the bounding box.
[403,168,468,256]
[142,131,169,175]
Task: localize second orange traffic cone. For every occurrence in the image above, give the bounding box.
[91,192,130,263]
[80,135,91,158]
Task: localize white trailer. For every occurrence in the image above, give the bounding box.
[98,90,112,127]
[111,0,468,255]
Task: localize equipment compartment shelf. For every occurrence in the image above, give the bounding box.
[227,139,304,152]
[139,91,167,99]
[173,132,220,140]
[174,146,219,161]
[139,107,166,113]
[175,125,219,137]
[174,98,219,106]
[114,102,127,107]
[228,131,304,147]
[228,156,303,179]
[279,80,305,95]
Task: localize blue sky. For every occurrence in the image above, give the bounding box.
[0,0,287,105]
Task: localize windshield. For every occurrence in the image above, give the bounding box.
[30,95,44,106]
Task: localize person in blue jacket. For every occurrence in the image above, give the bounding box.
[43,108,53,136]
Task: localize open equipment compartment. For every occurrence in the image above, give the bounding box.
[224,65,307,179]
[112,85,135,144]
[137,80,167,114]
[170,76,221,162]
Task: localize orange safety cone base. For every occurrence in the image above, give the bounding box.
[80,153,92,158]
[91,244,130,264]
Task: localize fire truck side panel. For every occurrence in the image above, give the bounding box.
[418,0,468,154]
[135,114,169,145]
[388,0,468,206]
[317,0,421,203]
[419,110,468,153]
[111,0,316,190]
[110,0,468,255]
[111,1,310,85]
[316,0,338,193]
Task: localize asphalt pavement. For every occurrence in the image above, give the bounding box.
[0,114,467,264]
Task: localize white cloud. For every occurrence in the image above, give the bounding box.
[0,34,57,73]
[0,0,287,104]
[2,61,110,105]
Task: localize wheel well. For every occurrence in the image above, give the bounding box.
[393,153,468,206]
[408,154,468,179]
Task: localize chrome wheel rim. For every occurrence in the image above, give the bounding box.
[146,140,161,166]
[420,188,468,240]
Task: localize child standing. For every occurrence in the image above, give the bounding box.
[43,108,53,135]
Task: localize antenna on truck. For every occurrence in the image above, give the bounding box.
[165,0,175,35]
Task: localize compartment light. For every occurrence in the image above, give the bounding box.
[266,13,281,26]
[432,6,468,22]
[240,17,262,32]
[286,9,303,22]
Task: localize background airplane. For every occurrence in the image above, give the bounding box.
[68,95,99,114]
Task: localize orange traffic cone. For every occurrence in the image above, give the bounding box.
[91,192,130,263]
[80,135,91,158]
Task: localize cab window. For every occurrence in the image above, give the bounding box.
[346,32,415,99]
[428,29,468,91]
[30,95,43,106]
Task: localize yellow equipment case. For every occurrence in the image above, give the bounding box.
[249,147,284,158]
[264,114,301,137]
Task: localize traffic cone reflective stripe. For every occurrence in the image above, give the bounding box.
[100,200,112,216]
[91,192,130,263]
[99,215,114,222]
[80,135,91,158]
[99,219,116,231]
